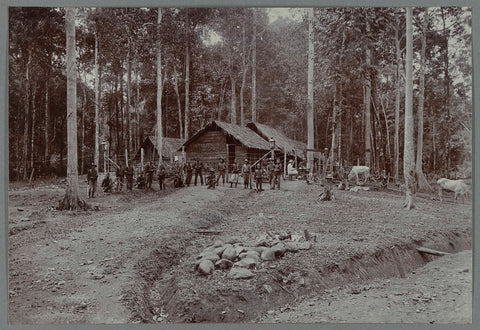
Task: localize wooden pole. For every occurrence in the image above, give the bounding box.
[141,147,144,170]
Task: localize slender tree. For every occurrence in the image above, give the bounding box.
[184,8,190,139]
[157,8,163,165]
[403,7,415,210]
[307,8,315,174]
[416,8,432,191]
[94,26,100,169]
[251,9,257,122]
[364,10,372,168]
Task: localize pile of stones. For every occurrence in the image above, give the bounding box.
[194,234,312,279]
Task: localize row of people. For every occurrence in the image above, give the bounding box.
[87,157,299,197]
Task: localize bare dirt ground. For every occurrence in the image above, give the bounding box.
[8,176,472,324]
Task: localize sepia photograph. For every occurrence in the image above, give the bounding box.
[6,5,473,325]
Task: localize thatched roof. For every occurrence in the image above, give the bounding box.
[133,136,185,161]
[246,122,306,156]
[183,120,271,150]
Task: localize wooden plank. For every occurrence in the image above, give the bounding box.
[416,246,450,256]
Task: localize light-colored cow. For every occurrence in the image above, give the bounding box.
[347,166,370,184]
[437,178,469,202]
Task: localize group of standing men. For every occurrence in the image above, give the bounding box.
[86,156,286,197]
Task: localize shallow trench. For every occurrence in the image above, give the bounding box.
[125,228,471,323]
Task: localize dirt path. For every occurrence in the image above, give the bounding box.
[8,178,472,324]
[9,184,224,324]
[259,250,472,324]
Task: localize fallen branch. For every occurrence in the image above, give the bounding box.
[416,246,450,256]
[194,229,222,235]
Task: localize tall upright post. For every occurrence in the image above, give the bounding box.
[307,8,315,174]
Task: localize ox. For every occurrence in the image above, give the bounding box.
[347,166,370,184]
[437,178,469,203]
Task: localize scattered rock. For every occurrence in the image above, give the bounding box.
[239,250,260,262]
[247,246,265,254]
[215,259,234,270]
[235,245,247,255]
[271,242,286,258]
[198,252,220,263]
[229,267,254,279]
[261,248,276,261]
[224,236,242,244]
[278,232,291,240]
[57,280,66,286]
[198,259,215,275]
[285,241,312,252]
[213,245,229,256]
[213,240,224,248]
[17,207,24,212]
[21,217,30,222]
[234,257,258,269]
[222,247,238,261]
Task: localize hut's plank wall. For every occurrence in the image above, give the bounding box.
[185,131,227,164]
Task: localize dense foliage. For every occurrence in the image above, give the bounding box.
[8,7,471,180]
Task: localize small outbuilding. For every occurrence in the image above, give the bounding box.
[133,136,185,165]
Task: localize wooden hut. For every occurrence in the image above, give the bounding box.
[182,120,271,169]
[132,136,185,165]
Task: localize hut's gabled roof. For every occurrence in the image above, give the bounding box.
[133,136,185,161]
[148,136,185,155]
[183,120,271,150]
[246,122,307,156]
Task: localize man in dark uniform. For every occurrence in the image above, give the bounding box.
[272,159,282,190]
[230,161,240,188]
[254,163,263,193]
[216,158,226,185]
[158,164,166,190]
[125,165,134,191]
[144,162,154,189]
[184,162,193,186]
[207,167,216,189]
[242,159,251,189]
[116,164,125,191]
[87,163,98,198]
[194,160,204,186]
[267,159,274,188]
[101,172,112,193]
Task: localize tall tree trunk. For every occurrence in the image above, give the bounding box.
[403,7,415,210]
[230,74,237,124]
[60,8,84,210]
[81,70,87,175]
[126,44,132,155]
[251,9,257,122]
[240,23,247,126]
[184,8,190,139]
[135,59,140,150]
[173,66,183,139]
[364,10,372,168]
[120,68,125,160]
[218,81,226,120]
[394,16,401,182]
[94,29,100,169]
[307,8,315,174]
[416,8,432,191]
[157,8,163,165]
[23,50,32,180]
[441,8,451,175]
[30,82,36,170]
[44,69,49,165]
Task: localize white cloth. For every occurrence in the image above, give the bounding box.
[287,163,298,175]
